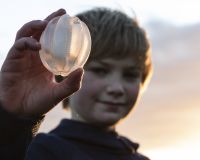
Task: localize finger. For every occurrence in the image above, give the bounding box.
[52,68,84,105]
[15,20,48,41]
[44,8,66,21]
[7,37,40,59]
[15,37,41,51]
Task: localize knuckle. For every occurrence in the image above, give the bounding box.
[16,20,44,39]
[26,20,41,27]
[17,37,29,43]
[15,37,36,50]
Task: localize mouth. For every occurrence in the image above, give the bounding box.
[97,100,126,106]
[97,101,127,112]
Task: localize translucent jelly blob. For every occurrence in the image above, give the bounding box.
[39,14,91,76]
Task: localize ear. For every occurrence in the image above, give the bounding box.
[62,97,69,109]
[140,65,153,94]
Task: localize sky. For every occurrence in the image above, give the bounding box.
[0,0,200,63]
[0,0,200,159]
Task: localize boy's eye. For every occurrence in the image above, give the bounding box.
[89,67,108,76]
[123,72,141,81]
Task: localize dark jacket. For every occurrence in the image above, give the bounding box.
[25,119,150,160]
[0,106,43,160]
[0,105,150,160]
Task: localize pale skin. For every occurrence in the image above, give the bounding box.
[0,9,83,117]
[69,58,143,129]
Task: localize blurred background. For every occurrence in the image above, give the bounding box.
[0,0,200,159]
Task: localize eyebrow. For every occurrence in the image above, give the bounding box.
[97,61,141,70]
[97,61,111,67]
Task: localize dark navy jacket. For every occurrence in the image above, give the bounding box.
[0,106,150,160]
[26,119,150,160]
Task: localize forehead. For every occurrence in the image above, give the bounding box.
[85,57,143,70]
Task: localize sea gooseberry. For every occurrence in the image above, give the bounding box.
[39,14,91,76]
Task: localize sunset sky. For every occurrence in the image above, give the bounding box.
[1,0,200,159]
[1,0,200,62]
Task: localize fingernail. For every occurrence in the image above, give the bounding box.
[57,8,66,14]
[42,20,48,24]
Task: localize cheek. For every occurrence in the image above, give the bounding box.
[126,83,141,106]
[70,74,106,119]
[80,73,105,98]
[75,73,105,103]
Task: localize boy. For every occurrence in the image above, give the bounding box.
[0,7,152,160]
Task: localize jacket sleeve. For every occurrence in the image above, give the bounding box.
[25,139,55,160]
[0,105,44,160]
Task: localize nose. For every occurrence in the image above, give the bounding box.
[106,81,125,97]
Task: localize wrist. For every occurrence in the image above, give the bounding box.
[0,102,44,126]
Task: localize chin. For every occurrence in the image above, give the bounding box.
[91,117,121,128]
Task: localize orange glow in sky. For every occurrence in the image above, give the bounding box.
[1,0,200,159]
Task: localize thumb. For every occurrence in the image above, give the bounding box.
[52,68,83,105]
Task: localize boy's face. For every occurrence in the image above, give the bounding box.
[69,57,142,127]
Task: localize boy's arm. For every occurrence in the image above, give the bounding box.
[0,9,83,160]
[0,104,44,160]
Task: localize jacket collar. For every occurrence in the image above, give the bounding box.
[50,119,139,154]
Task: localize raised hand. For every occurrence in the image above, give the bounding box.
[0,9,83,117]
